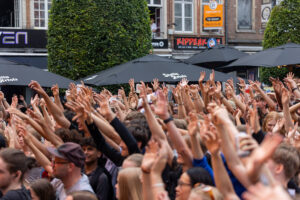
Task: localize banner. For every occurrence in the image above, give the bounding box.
[174,37,222,50]
[203,1,223,30]
[0,29,47,48]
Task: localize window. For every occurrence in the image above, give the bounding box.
[237,0,252,30]
[147,0,162,6]
[0,0,21,27]
[174,0,193,32]
[34,0,52,28]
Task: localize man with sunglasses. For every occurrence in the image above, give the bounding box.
[48,142,94,200]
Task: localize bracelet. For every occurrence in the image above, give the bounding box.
[163,116,173,124]
[292,87,298,92]
[152,183,164,188]
[178,103,184,106]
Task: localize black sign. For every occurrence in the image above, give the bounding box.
[174,37,222,50]
[0,29,47,48]
[151,39,168,49]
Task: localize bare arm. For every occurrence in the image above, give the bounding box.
[29,81,71,129]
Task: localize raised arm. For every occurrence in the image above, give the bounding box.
[51,84,64,112]
[154,90,193,169]
[28,81,71,128]
[204,128,239,200]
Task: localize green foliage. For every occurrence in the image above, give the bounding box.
[261,0,300,84]
[259,67,289,84]
[48,0,152,80]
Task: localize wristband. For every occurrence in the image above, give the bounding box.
[163,116,173,124]
[292,87,298,92]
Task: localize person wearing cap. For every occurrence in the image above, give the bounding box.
[48,142,94,200]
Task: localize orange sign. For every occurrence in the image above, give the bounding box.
[203,2,223,30]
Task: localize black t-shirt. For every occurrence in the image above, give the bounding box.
[0,186,31,200]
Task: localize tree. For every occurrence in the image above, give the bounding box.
[47,0,152,80]
[260,0,300,84]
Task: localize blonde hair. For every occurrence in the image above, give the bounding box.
[262,111,282,132]
[124,153,143,167]
[190,186,223,200]
[118,167,142,200]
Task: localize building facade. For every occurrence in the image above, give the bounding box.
[0,0,277,77]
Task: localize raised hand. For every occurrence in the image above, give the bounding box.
[11,96,18,108]
[154,90,169,119]
[180,78,189,86]
[51,84,59,96]
[151,141,169,175]
[141,140,159,173]
[187,112,200,137]
[272,118,285,135]
[28,80,45,95]
[237,77,246,89]
[198,71,206,84]
[203,126,220,155]
[281,86,290,105]
[151,78,160,91]
[129,78,135,92]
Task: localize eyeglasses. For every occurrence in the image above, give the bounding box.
[177,180,191,187]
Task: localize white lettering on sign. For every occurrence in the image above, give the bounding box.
[162,73,187,80]
[0,76,18,83]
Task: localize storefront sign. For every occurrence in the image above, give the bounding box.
[261,4,272,29]
[203,2,223,30]
[151,39,168,49]
[0,29,47,48]
[174,37,222,50]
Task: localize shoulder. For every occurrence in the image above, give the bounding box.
[1,188,31,200]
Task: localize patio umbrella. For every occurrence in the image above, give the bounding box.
[186,45,247,69]
[81,54,234,86]
[220,43,300,72]
[0,57,74,88]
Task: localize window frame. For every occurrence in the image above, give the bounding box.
[147,0,162,7]
[33,0,52,29]
[236,0,255,32]
[174,0,194,33]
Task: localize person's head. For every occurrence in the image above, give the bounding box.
[48,142,85,179]
[267,143,300,186]
[176,167,214,200]
[29,179,56,200]
[188,185,223,200]
[120,119,150,157]
[0,148,29,192]
[262,111,282,133]
[116,167,142,200]
[122,153,143,168]
[80,137,102,165]
[65,191,97,200]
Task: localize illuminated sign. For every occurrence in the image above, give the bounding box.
[174,37,222,50]
[0,29,46,48]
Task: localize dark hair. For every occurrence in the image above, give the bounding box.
[0,148,30,181]
[186,167,214,187]
[30,179,56,200]
[80,137,96,148]
[55,128,72,142]
[126,119,150,149]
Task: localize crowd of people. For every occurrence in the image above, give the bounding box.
[0,70,299,200]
